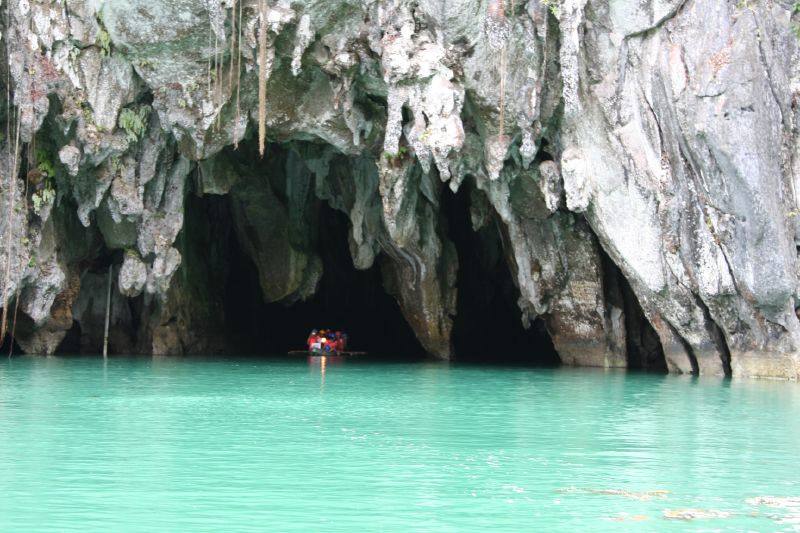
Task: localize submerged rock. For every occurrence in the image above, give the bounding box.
[1,0,799,377]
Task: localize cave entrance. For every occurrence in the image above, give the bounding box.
[222,200,426,358]
[599,251,668,373]
[442,181,560,365]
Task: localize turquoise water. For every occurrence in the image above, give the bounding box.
[1,356,799,531]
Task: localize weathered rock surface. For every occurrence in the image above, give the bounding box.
[1,0,799,378]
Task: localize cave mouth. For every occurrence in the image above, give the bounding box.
[221,199,427,358]
[442,180,560,366]
[599,248,668,373]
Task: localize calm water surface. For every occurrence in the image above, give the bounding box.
[1,356,799,531]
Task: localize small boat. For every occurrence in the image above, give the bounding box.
[287,350,368,357]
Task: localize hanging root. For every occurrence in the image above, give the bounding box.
[9,148,30,357]
[228,0,237,95]
[258,0,268,158]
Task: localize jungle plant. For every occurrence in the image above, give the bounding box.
[35,148,55,178]
[31,188,55,216]
[118,105,150,143]
[383,145,410,167]
[31,148,57,216]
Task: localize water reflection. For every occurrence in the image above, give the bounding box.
[306,355,346,390]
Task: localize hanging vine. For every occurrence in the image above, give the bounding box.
[8,132,30,356]
[228,0,237,95]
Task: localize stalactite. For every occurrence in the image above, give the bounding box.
[258,0,268,158]
[234,0,243,149]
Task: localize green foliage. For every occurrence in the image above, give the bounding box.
[110,155,122,174]
[35,148,55,178]
[383,145,408,160]
[792,3,800,40]
[31,148,57,216]
[81,102,96,127]
[97,27,112,56]
[31,188,55,216]
[118,106,150,143]
[540,0,559,17]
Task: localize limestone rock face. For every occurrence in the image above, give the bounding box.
[2,0,799,378]
[557,0,800,378]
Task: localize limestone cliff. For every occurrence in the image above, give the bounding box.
[1,0,799,379]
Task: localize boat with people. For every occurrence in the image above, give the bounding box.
[287,329,367,356]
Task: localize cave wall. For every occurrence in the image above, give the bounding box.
[1,0,799,378]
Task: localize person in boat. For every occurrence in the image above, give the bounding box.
[307,329,318,349]
[308,329,324,354]
[319,330,331,354]
[305,329,349,355]
[331,332,343,354]
[322,331,332,353]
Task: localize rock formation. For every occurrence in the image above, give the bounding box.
[1,0,799,379]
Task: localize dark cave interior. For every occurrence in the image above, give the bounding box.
[222,200,428,358]
[218,178,560,364]
[442,181,560,365]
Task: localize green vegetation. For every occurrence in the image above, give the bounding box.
[31,189,55,216]
[118,106,150,143]
[383,145,409,165]
[110,155,122,174]
[31,148,57,216]
[35,148,55,178]
[97,27,111,56]
[540,0,559,17]
[794,3,800,39]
